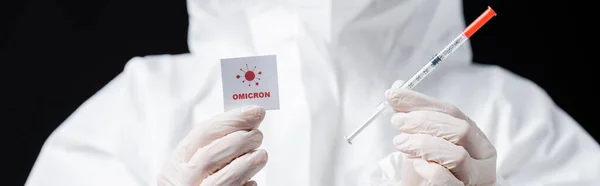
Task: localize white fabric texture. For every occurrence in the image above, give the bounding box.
[26,0,600,185]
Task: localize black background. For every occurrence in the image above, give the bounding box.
[2,0,595,185]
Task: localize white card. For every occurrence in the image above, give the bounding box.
[221,55,280,111]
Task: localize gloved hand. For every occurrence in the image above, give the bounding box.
[157,105,268,186]
[385,80,497,186]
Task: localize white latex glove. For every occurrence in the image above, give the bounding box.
[157,105,268,186]
[385,80,497,186]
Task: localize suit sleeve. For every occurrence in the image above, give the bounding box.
[356,66,600,186]
[490,68,600,186]
[25,59,148,186]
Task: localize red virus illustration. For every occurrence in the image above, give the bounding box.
[236,64,262,86]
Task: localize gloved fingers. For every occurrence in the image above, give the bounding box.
[391,110,495,159]
[390,80,406,89]
[385,89,497,159]
[411,158,464,186]
[176,105,265,162]
[200,149,268,186]
[384,88,468,121]
[393,133,475,184]
[243,180,257,186]
[188,129,264,180]
[401,157,427,186]
[391,110,468,144]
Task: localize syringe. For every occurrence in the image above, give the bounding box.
[344,6,497,145]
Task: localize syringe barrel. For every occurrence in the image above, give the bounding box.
[439,34,469,60]
[400,33,468,89]
[345,6,496,145]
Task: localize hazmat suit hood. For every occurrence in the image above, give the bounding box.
[185,0,472,80]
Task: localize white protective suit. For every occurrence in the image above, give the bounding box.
[26,0,600,185]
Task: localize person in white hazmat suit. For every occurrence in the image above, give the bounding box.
[26,0,600,185]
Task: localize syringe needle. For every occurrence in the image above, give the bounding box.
[344,6,496,145]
